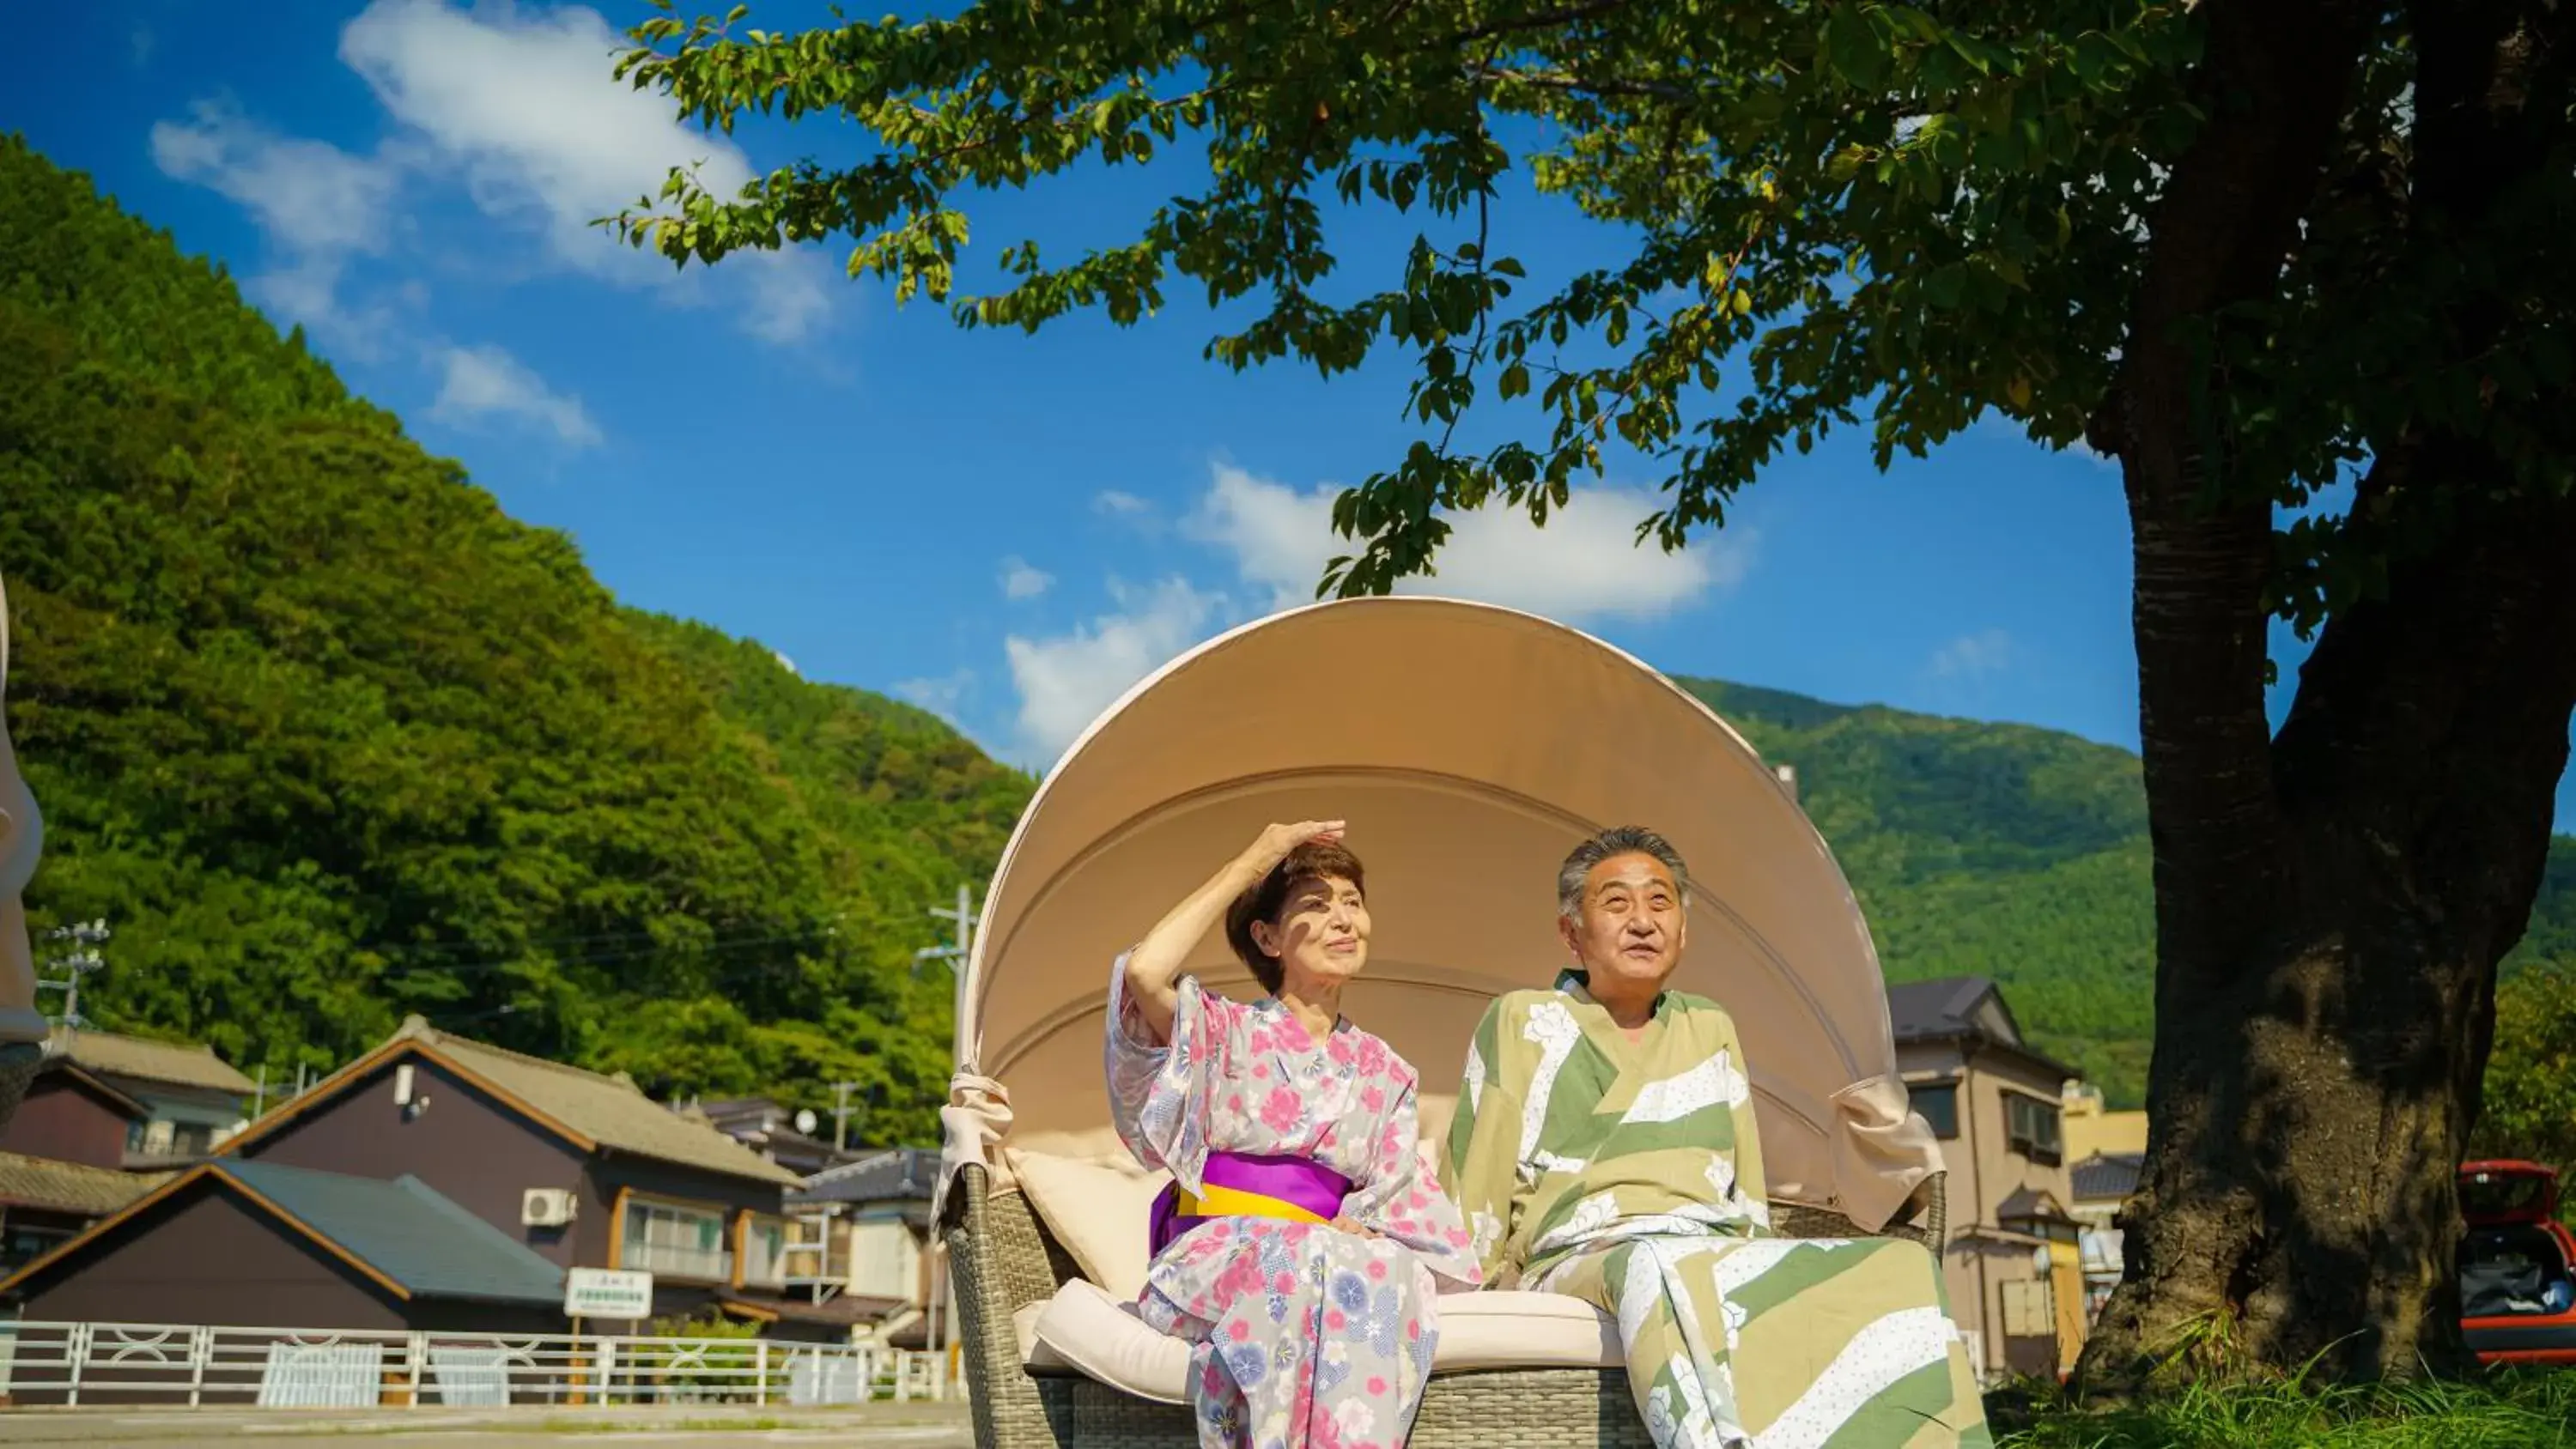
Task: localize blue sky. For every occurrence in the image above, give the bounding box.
[10,1,2568,822]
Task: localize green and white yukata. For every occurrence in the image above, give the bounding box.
[1439,973,1991,1449]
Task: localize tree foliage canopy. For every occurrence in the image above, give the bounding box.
[610,0,2567,633]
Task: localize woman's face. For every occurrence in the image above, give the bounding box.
[1251,872,1370,991]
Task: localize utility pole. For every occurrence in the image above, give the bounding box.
[829,1079,860,1152]
[913,883,980,1402]
[38,918,108,1033]
[914,882,979,1029]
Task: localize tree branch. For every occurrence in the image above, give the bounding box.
[1443,0,1632,47]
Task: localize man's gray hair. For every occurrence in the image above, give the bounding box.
[1557,826,1692,920]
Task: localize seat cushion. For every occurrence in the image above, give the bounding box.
[1025,1280,1623,1404]
[1005,1148,1171,1302]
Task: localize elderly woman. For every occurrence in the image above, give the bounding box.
[1108,820,1482,1449]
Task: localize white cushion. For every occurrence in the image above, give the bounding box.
[1005,1148,1170,1303]
[1025,1280,1622,1403]
[1436,1291,1625,1373]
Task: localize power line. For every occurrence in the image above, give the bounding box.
[380,923,848,984]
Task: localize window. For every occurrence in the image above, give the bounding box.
[1908,1082,1959,1139]
[620,1198,732,1281]
[2004,1091,2063,1165]
[2001,1278,2056,1338]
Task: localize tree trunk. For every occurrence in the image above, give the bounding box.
[2077,0,2576,1386]
[2085,477,2576,1385]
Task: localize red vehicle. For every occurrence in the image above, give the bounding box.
[2460,1159,2576,1366]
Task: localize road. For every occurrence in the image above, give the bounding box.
[0,1403,973,1448]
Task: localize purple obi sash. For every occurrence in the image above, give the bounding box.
[1148,1150,1354,1259]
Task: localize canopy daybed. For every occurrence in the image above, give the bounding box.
[937,596,1947,1449]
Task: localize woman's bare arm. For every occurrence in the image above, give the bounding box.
[1123,819,1343,1043]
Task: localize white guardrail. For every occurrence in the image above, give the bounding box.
[0,1321,957,1410]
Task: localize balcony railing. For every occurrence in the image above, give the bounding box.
[618,1243,733,1282]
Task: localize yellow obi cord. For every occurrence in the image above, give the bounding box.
[1174,1182,1332,1225]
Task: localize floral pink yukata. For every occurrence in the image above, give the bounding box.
[1106,955,1483,1449]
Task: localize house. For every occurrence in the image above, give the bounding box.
[2062,1081,2148,1161]
[2069,1149,2143,1323]
[42,1026,257,1168]
[0,1056,151,1170]
[781,1147,941,1347]
[0,1057,166,1270]
[690,1096,862,1178]
[1891,977,2087,1383]
[0,1016,814,1338]
[0,1152,163,1274]
[0,1159,564,1402]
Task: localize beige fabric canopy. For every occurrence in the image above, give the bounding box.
[947,596,1941,1231]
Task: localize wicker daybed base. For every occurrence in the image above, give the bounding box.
[944,1161,1947,1449]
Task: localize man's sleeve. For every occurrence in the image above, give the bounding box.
[1715,1003,1770,1218]
[1438,995,1522,1283]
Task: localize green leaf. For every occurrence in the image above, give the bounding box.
[1824,7,1893,91]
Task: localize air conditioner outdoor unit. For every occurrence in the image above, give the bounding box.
[522,1188,579,1228]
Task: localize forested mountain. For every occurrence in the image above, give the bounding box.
[0,136,1031,1145]
[5,135,2566,1134]
[1686,678,2576,1106]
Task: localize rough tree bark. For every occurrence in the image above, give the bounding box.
[2077,0,2576,1385]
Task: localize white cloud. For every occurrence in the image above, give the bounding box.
[428,344,604,447]
[772,650,799,676]
[336,0,835,343]
[1930,629,2014,678]
[151,101,396,256]
[984,461,1749,772]
[999,558,1054,601]
[1186,464,1748,622]
[149,100,406,351]
[897,669,977,724]
[1005,579,1227,762]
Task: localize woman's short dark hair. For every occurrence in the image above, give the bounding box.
[1224,840,1366,994]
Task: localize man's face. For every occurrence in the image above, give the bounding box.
[1558,852,1688,995]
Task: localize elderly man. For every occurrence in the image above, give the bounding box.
[1438,826,1990,1449]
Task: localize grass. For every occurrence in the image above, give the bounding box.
[1992,1371,2576,1447]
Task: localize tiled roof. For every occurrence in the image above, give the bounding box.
[386,1019,799,1186]
[1885,977,2079,1079]
[793,1147,938,1204]
[1886,978,2008,1043]
[221,1161,565,1305]
[721,1288,906,1328]
[2071,1151,2144,1203]
[0,1151,165,1216]
[1996,1185,2077,1224]
[47,1026,256,1095]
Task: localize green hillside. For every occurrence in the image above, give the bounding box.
[0,135,1032,1145]
[1685,678,2576,1106]
[5,133,2567,1131]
